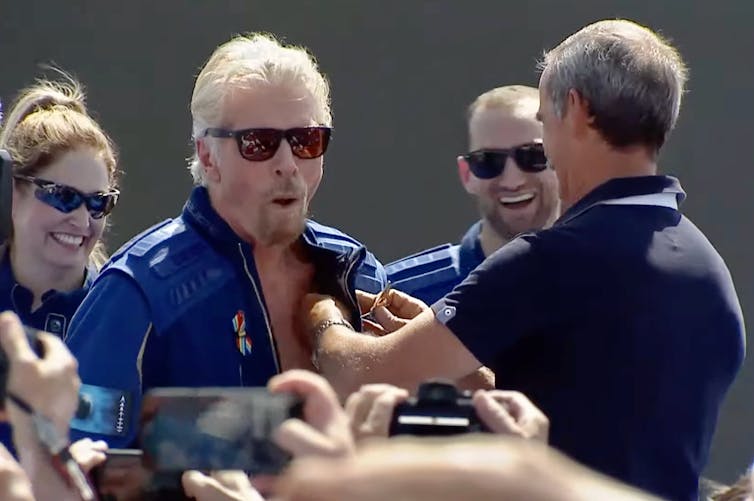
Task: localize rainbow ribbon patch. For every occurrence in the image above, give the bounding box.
[232,310,252,356]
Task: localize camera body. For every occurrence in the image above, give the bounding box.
[0,149,13,242]
[389,379,490,437]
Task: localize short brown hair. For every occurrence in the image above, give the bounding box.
[467,85,539,122]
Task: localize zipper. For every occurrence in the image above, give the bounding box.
[9,284,21,318]
[339,247,364,330]
[237,243,281,376]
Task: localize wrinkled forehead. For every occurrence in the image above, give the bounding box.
[220,82,325,129]
[469,106,542,150]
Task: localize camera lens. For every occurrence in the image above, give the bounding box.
[417,381,457,404]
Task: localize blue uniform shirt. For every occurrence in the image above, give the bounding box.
[386,221,485,305]
[65,186,387,447]
[0,250,96,336]
[432,176,745,501]
[0,250,96,455]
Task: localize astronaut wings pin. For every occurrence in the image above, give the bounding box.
[232,310,253,356]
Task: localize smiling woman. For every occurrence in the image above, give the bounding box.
[0,72,120,333]
[0,71,121,455]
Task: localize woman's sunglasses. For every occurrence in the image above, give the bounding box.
[13,175,119,219]
[203,126,332,162]
[462,142,548,179]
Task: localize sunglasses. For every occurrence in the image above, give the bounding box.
[462,142,548,179]
[13,175,119,219]
[203,126,332,162]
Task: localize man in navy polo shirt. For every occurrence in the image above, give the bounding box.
[304,19,745,501]
[386,85,560,305]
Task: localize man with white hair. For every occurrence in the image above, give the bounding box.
[303,19,745,501]
[64,33,387,448]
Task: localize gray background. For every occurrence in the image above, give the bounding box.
[1,0,752,484]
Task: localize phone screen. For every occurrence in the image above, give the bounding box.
[139,387,302,475]
[92,449,146,501]
[0,150,13,243]
[93,449,192,501]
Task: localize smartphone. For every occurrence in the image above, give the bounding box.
[0,149,13,243]
[92,449,144,501]
[139,387,303,475]
[92,449,190,501]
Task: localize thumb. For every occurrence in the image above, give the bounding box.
[0,311,37,363]
[356,290,377,313]
[372,306,407,332]
[182,471,227,501]
[274,418,341,458]
[473,391,522,436]
[362,319,387,336]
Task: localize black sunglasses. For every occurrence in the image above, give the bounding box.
[462,142,548,179]
[13,175,119,219]
[203,126,332,162]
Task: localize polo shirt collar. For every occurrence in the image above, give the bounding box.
[556,175,686,226]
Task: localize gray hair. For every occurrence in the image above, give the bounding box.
[188,33,332,185]
[538,19,688,151]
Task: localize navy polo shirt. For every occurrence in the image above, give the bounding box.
[432,176,745,501]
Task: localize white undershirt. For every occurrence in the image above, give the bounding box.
[600,193,678,210]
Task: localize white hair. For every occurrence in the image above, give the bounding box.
[188,33,332,185]
[538,19,688,151]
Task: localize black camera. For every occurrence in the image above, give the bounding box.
[388,380,490,437]
[0,149,13,243]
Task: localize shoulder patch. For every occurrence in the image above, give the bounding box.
[108,219,174,262]
[107,218,212,279]
[127,219,190,258]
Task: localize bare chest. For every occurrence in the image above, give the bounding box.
[257,265,316,372]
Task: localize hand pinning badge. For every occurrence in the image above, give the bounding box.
[361,282,392,323]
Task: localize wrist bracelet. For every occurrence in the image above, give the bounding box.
[312,318,354,339]
[310,318,354,370]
